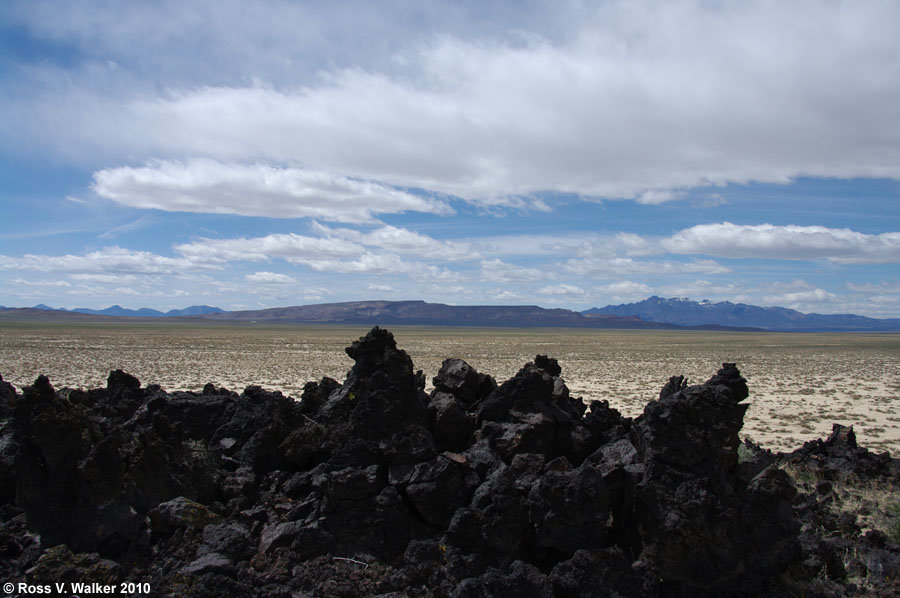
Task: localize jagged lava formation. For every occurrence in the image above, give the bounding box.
[0,327,897,596]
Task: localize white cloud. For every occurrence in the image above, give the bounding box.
[366,283,396,293]
[487,289,523,302]
[112,286,144,296]
[11,2,899,204]
[846,281,900,293]
[774,288,839,303]
[0,246,212,275]
[663,222,900,263]
[657,281,743,300]
[171,231,468,282]
[92,159,453,223]
[467,232,660,260]
[313,223,479,261]
[637,189,685,205]
[537,284,587,299]
[761,288,841,310]
[592,281,653,298]
[612,232,657,257]
[300,292,327,302]
[562,256,729,278]
[245,271,296,284]
[468,234,588,258]
[68,273,139,285]
[10,278,72,288]
[303,252,464,282]
[174,233,362,263]
[480,258,546,283]
[764,279,815,292]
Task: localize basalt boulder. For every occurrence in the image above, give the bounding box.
[0,373,15,417]
[631,364,800,595]
[781,423,900,483]
[475,356,595,465]
[433,358,496,408]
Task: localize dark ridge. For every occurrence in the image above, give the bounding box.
[0,328,896,596]
[587,295,900,331]
[1,301,764,330]
[190,300,759,330]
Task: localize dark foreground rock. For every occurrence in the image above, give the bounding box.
[0,327,897,597]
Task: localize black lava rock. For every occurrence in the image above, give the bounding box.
[0,329,895,597]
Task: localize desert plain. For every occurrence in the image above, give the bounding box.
[1,322,898,454]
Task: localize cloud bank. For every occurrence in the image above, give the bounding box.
[6,1,899,207]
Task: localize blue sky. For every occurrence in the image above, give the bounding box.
[1,1,899,317]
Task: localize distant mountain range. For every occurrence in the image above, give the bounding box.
[28,304,225,318]
[2,300,739,330]
[198,300,686,329]
[586,296,900,332]
[3,297,899,331]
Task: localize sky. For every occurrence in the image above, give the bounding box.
[1,0,899,317]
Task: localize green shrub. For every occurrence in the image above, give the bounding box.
[737,442,754,464]
[888,502,900,542]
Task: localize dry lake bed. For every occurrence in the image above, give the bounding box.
[1,322,898,454]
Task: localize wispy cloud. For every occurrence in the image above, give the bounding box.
[480,258,547,283]
[173,233,363,264]
[300,252,464,282]
[561,256,730,278]
[245,271,297,284]
[313,223,479,261]
[691,193,727,209]
[68,273,139,285]
[537,284,588,301]
[10,278,72,288]
[0,246,214,275]
[98,215,156,239]
[366,283,396,293]
[762,288,839,307]
[591,281,653,301]
[846,281,900,293]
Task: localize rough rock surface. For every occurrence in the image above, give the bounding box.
[0,327,896,597]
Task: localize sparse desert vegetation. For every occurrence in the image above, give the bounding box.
[1,322,898,454]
